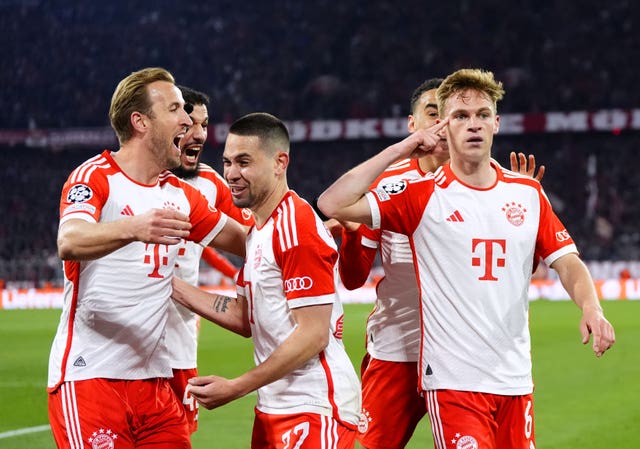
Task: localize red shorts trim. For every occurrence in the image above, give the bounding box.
[169,368,199,433]
[252,408,356,449]
[357,354,426,449]
[48,378,191,449]
[425,389,535,449]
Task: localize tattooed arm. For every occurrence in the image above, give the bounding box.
[171,276,251,337]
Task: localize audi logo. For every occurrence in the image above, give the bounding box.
[284,276,314,292]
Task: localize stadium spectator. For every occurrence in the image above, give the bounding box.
[171,112,361,448]
[47,67,246,449]
[317,68,615,449]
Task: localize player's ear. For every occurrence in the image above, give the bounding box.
[131,111,148,134]
[407,114,416,133]
[274,151,289,175]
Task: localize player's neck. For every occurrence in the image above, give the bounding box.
[449,156,496,188]
[112,144,163,185]
[251,182,290,228]
[418,155,439,174]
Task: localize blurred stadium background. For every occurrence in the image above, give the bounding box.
[0,1,638,447]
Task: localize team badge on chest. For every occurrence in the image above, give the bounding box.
[502,202,526,227]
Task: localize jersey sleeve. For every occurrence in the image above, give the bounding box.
[59,165,109,226]
[182,181,228,246]
[338,224,379,290]
[274,200,338,309]
[366,176,434,236]
[536,187,579,266]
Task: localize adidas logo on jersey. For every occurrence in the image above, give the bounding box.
[446,210,464,222]
[120,205,134,216]
[73,356,87,367]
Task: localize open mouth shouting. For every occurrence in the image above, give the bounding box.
[182,146,202,165]
[173,133,185,153]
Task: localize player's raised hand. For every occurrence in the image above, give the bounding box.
[396,118,449,160]
[510,151,545,182]
[132,208,191,244]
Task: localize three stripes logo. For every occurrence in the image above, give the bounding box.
[446,210,464,222]
[121,205,134,216]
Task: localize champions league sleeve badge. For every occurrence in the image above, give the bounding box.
[67,184,93,203]
[381,179,407,195]
[374,179,407,202]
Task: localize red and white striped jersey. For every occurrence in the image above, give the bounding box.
[237,191,360,425]
[339,158,426,362]
[366,161,577,395]
[48,151,228,391]
[169,163,253,369]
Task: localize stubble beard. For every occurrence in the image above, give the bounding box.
[152,135,180,170]
[232,186,262,210]
[171,164,199,179]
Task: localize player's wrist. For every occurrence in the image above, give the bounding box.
[580,302,603,315]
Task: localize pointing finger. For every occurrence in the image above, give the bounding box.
[433,117,450,130]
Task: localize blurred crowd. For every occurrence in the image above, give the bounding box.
[0,0,638,286]
[0,0,636,128]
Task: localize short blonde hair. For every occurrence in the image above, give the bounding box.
[109,67,175,145]
[437,69,505,117]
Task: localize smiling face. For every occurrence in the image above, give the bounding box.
[145,80,192,170]
[441,88,500,164]
[222,133,282,211]
[174,103,209,178]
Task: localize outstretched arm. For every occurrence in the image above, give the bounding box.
[187,303,332,409]
[171,276,250,337]
[318,120,449,224]
[551,253,616,357]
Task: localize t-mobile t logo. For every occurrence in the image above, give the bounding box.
[471,238,506,281]
[144,243,170,278]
